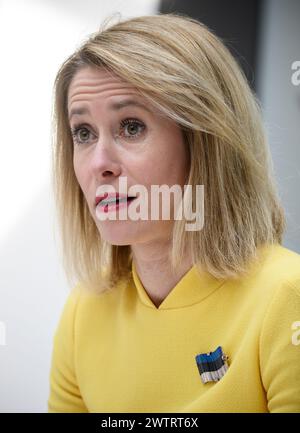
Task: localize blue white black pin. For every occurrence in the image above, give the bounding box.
[195,346,229,384]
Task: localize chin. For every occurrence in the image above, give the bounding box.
[96,223,137,246]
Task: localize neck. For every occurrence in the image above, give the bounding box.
[131,240,193,308]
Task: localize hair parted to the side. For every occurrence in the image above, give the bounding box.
[51,12,286,293]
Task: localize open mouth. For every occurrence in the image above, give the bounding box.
[100,197,136,215]
[99,196,136,207]
[94,193,138,215]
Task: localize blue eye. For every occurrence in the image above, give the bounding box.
[120,119,145,139]
[70,125,91,145]
[70,118,146,146]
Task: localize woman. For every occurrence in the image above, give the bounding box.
[48,13,300,412]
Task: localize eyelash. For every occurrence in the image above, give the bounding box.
[70,118,146,146]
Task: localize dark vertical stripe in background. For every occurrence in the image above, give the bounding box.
[158,0,263,91]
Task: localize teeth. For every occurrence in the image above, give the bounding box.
[100,197,128,206]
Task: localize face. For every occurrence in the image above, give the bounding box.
[68,66,189,246]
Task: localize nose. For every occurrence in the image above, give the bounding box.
[90,135,122,179]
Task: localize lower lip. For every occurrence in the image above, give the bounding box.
[97,198,136,213]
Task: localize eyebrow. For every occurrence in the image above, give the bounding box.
[68,98,152,121]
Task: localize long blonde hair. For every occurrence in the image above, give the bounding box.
[51,12,285,292]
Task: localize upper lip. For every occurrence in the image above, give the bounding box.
[95,192,136,207]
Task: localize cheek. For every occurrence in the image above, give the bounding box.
[171,136,189,182]
[73,156,88,194]
[73,156,81,184]
[148,137,188,184]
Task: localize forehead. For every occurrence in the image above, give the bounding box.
[68,66,140,107]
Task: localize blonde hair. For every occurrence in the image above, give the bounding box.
[51,12,286,293]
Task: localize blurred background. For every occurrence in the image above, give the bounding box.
[0,0,299,412]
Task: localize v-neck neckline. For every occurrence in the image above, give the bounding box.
[131,260,226,310]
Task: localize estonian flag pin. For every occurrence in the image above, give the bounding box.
[195,346,229,384]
